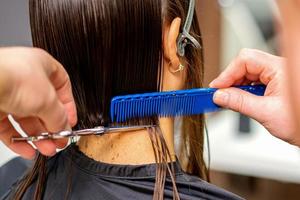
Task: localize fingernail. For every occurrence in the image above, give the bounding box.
[65,123,72,131]
[209,80,217,87]
[210,78,223,88]
[213,90,229,106]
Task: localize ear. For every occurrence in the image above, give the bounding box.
[163,17,182,70]
[162,18,186,92]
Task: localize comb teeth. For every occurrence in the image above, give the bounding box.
[110,85,266,123]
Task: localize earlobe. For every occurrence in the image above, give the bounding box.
[169,63,185,74]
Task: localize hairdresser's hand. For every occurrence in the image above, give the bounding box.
[210,49,299,146]
[0,47,77,159]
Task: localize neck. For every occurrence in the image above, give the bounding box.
[78,118,176,165]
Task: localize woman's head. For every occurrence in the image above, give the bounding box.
[30,0,203,128]
[30,0,207,179]
[15,1,207,199]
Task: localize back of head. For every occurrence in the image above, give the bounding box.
[30,0,163,128]
[14,0,208,199]
[30,0,207,181]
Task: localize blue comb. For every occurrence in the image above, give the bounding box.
[110,85,266,123]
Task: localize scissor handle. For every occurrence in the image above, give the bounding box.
[12,131,73,142]
[11,125,156,142]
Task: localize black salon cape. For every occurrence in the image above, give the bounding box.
[0,145,243,200]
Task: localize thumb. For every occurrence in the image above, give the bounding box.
[213,88,266,122]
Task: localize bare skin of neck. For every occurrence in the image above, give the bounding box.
[78,118,175,165]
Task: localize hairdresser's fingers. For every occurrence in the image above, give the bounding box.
[0,118,36,159]
[13,116,67,154]
[50,60,77,127]
[33,139,57,157]
[213,87,272,123]
[0,47,72,152]
[37,50,76,145]
[18,117,63,156]
[0,111,6,120]
[35,81,71,132]
[53,138,69,149]
[0,47,75,128]
[210,49,284,88]
[213,87,298,144]
[31,50,73,145]
[6,116,60,156]
[42,53,78,127]
[12,48,76,129]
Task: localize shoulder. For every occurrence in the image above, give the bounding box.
[0,157,32,199]
[174,173,244,200]
[0,151,69,200]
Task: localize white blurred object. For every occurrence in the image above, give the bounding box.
[0,142,17,167]
[218,0,235,8]
[204,111,300,184]
[0,115,34,167]
[220,0,273,68]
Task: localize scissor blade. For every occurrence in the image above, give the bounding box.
[11,125,156,142]
[106,125,156,133]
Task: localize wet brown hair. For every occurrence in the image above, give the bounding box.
[14,0,207,199]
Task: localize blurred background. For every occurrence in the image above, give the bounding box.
[1,0,300,199]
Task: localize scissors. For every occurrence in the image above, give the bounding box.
[11,125,156,142]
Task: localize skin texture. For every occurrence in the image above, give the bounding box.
[0,47,77,159]
[78,18,185,164]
